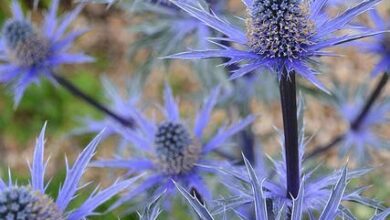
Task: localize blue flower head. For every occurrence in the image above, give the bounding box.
[92,83,255,208]
[0,0,93,106]
[168,0,384,92]
[331,82,390,163]
[0,123,138,220]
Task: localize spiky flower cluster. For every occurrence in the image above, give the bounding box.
[154,121,201,175]
[3,20,49,67]
[247,0,315,59]
[0,1,389,219]
[0,187,63,220]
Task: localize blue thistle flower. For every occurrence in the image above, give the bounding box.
[0,1,93,106]
[92,83,255,208]
[331,82,390,162]
[167,0,385,92]
[0,123,139,220]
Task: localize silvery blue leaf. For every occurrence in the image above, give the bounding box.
[174,181,214,220]
[319,166,348,220]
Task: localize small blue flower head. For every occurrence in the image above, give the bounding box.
[0,1,93,106]
[0,123,138,220]
[332,82,390,162]
[92,83,255,208]
[0,186,63,220]
[364,9,390,76]
[168,0,384,92]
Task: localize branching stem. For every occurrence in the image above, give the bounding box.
[306,72,388,160]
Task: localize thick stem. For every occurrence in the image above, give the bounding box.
[306,72,388,159]
[279,70,300,199]
[50,72,136,129]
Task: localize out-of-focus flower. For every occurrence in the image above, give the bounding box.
[331,82,390,162]
[81,0,230,91]
[0,0,93,106]
[73,76,140,151]
[92,84,255,209]
[364,9,390,76]
[0,124,139,220]
[167,0,384,92]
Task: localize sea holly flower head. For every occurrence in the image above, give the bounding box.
[247,0,315,60]
[0,123,139,220]
[167,0,384,92]
[0,0,93,106]
[331,82,390,162]
[92,83,255,208]
[0,186,64,220]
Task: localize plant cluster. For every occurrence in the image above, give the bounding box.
[0,0,389,219]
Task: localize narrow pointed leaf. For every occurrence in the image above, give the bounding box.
[243,155,268,220]
[174,181,214,220]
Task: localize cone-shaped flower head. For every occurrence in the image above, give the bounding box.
[247,0,315,60]
[2,20,50,67]
[0,1,93,106]
[0,123,138,220]
[92,84,255,209]
[154,121,202,175]
[0,186,63,219]
[167,0,385,92]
